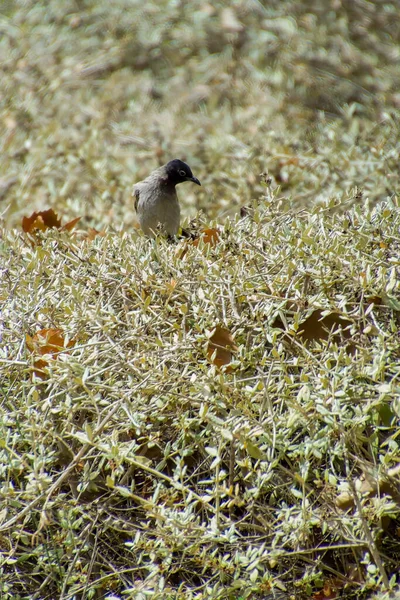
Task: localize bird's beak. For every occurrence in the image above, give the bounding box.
[190,176,201,186]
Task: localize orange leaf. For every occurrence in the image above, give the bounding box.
[86,227,106,241]
[61,216,81,232]
[22,209,62,233]
[32,359,51,379]
[26,328,75,378]
[27,328,75,356]
[207,325,237,369]
[192,228,220,248]
[22,209,82,239]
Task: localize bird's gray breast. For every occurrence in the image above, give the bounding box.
[135,177,180,236]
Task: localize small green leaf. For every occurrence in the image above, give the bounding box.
[246,440,266,460]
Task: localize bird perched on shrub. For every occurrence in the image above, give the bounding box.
[133,159,201,237]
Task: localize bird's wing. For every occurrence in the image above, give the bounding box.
[133,186,140,213]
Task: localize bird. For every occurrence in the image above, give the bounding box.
[133,159,201,237]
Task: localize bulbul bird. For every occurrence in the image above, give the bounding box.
[133,159,201,237]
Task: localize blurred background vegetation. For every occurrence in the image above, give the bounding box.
[1,0,399,229]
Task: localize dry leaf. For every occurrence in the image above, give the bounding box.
[22,209,80,238]
[192,227,220,248]
[61,216,81,232]
[86,227,106,241]
[22,209,62,233]
[207,325,237,369]
[366,295,383,306]
[298,310,352,343]
[336,467,400,511]
[26,328,75,378]
[177,228,220,259]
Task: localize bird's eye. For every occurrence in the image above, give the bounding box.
[179,169,186,177]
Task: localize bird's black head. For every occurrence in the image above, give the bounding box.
[165,159,201,187]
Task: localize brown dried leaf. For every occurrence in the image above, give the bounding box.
[61,216,81,232]
[22,209,62,234]
[207,325,237,369]
[192,227,220,248]
[27,328,75,355]
[336,466,400,511]
[22,209,82,238]
[298,309,352,343]
[177,228,221,260]
[26,328,75,378]
[86,227,107,241]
